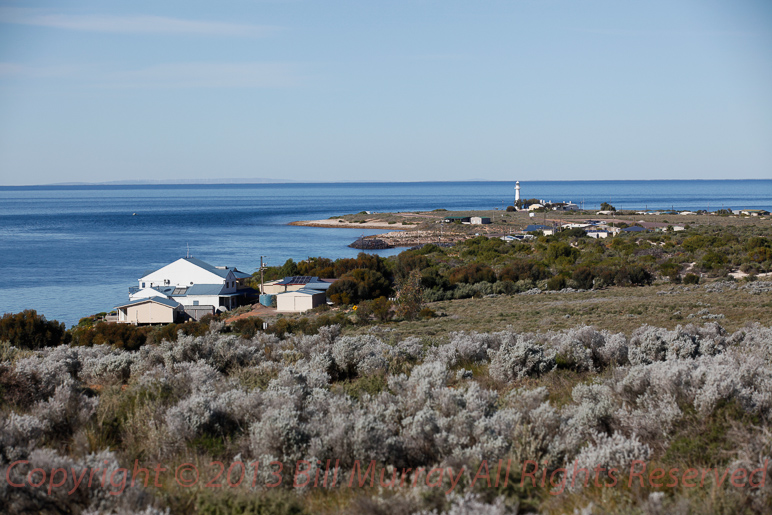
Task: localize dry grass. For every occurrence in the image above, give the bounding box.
[344,279,771,340]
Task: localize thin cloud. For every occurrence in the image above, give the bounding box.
[105,62,299,89]
[0,8,278,37]
[0,62,85,78]
[0,61,300,89]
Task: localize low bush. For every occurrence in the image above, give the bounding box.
[0,310,69,349]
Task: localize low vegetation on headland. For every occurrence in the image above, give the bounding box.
[2,212,772,514]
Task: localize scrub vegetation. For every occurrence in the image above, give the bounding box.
[2,217,772,513]
[3,320,772,513]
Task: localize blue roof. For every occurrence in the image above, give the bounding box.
[622,226,647,232]
[185,284,228,296]
[276,276,321,285]
[279,288,326,296]
[274,276,332,290]
[116,296,181,309]
[525,224,551,232]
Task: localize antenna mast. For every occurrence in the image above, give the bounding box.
[259,256,267,295]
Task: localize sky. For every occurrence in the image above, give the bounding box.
[0,0,771,185]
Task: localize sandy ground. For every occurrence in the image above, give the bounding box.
[729,270,772,279]
[289,219,408,230]
[224,303,277,323]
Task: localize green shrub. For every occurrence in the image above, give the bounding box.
[231,317,265,338]
[683,273,700,285]
[0,310,69,349]
[571,267,595,289]
[328,268,391,304]
[418,307,437,319]
[70,322,150,351]
[195,490,307,515]
[448,263,496,285]
[547,275,567,291]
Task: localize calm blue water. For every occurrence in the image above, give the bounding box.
[1,180,770,327]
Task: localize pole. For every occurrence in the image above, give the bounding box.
[260,256,265,295]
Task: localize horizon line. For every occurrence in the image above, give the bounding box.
[2,178,771,187]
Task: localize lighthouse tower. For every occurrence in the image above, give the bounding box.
[515,181,521,206]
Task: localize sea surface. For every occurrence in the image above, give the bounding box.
[1,180,770,327]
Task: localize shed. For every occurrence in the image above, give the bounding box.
[470,217,491,225]
[262,276,334,294]
[276,289,327,313]
[116,297,182,325]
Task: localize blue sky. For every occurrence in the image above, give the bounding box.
[0,0,770,185]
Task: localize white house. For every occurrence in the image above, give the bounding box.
[127,257,254,318]
[276,289,327,313]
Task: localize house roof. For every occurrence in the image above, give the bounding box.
[185,284,229,296]
[275,276,333,286]
[141,257,248,280]
[116,296,181,309]
[525,224,551,232]
[182,257,233,278]
[637,222,669,229]
[622,226,647,232]
[278,288,327,296]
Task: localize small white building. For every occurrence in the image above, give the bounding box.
[116,297,183,325]
[470,217,491,225]
[586,230,609,239]
[276,289,327,313]
[551,202,580,211]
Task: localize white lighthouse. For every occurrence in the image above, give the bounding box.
[515,181,521,206]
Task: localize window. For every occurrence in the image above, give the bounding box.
[141,283,145,288]
[164,279,170,286]
[193,301,199,306]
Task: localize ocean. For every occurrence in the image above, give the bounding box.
[1,180,770,327]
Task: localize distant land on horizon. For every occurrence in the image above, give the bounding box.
[47,178,295,186]
[12,177,771,187]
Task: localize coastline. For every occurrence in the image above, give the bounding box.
[289,219,409,230]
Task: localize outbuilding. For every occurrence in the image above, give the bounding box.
[276,288,327,313]
[116,297,182,325]
[470,217,491,225]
